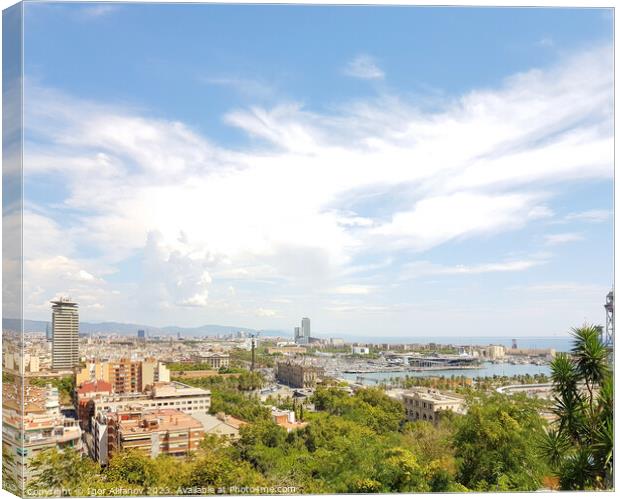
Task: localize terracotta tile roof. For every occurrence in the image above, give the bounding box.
[78,379,112,394]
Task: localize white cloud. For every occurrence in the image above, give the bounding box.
[544,232,584,246]
[201,76,275,99]
[78,5,119,19]
[565,209,611,223]
[331,284,375,295]
[21,45,613,326]
[371,192,552,251]
[400,259,545,280]
[344,54,385,80]
[256,307,278,317]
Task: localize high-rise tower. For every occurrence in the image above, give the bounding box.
[51,297,79,370]
[301,317,311,344]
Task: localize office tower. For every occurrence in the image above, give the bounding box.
[137,329,146,340]
[301,317,311,345]
[294,327,301,342]
[51,298,79,370]
[45,322,51,341]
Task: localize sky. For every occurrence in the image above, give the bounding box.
[18,2,614,338]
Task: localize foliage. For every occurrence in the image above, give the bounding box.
[538,324,613,490]
[29,376,75,405]
[312,386,404,433]
[452,392,549,491]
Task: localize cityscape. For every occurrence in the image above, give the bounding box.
[2,2,614,497]
[1,289,614,494]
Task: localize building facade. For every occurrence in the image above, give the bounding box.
[402,389,464,424]
[97,409,204,461]
[276,361,323,388]
[51,298,79,370]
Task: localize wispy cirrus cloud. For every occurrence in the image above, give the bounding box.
[400,259,546,280]
[77,4,119,19]
[21,45,612,328]
[201,76,275,99]
[565,209,611,223]
[344,54,385,80]
[544,232,584,246]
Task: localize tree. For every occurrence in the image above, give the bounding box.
[2,445,19,495]
[452,392,548,491]
[28,447,101,495]
[538,324,613,490]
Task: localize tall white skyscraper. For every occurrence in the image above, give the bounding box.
[301,317,311,344]
[51,297,79,370]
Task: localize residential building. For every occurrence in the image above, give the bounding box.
[276,361,323,388]
[102,409,204,460]
[76,361,111,386]
[81,381,211,417]
[51,298,79,370]
[141,358,170,388]
[76,359,170,392]
[2,381,82,487]
[402,389,465,424]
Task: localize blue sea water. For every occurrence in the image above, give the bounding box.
[340,362,552,385]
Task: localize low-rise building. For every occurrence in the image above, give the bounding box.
[352,346,370,355]
[486,345,505,360]
[191,412,247,440]
[271,408,307,432]
[276,361,324,388]
[402,389,464,424]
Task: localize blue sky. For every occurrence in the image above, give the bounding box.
[19,2,613,338]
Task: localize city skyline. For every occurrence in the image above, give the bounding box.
[19,4,613,337]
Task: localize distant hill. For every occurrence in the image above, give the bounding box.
[2,318,288,338]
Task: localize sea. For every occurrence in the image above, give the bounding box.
[340,362,553,385]
[337,335,574,386]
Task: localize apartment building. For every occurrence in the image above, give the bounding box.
[105,409,204,459]
[2,382,82,487]
[78,381,211,424]
[76,358,170,393]
[402,389,465,424]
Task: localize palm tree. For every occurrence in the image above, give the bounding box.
[538,324,613,490]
